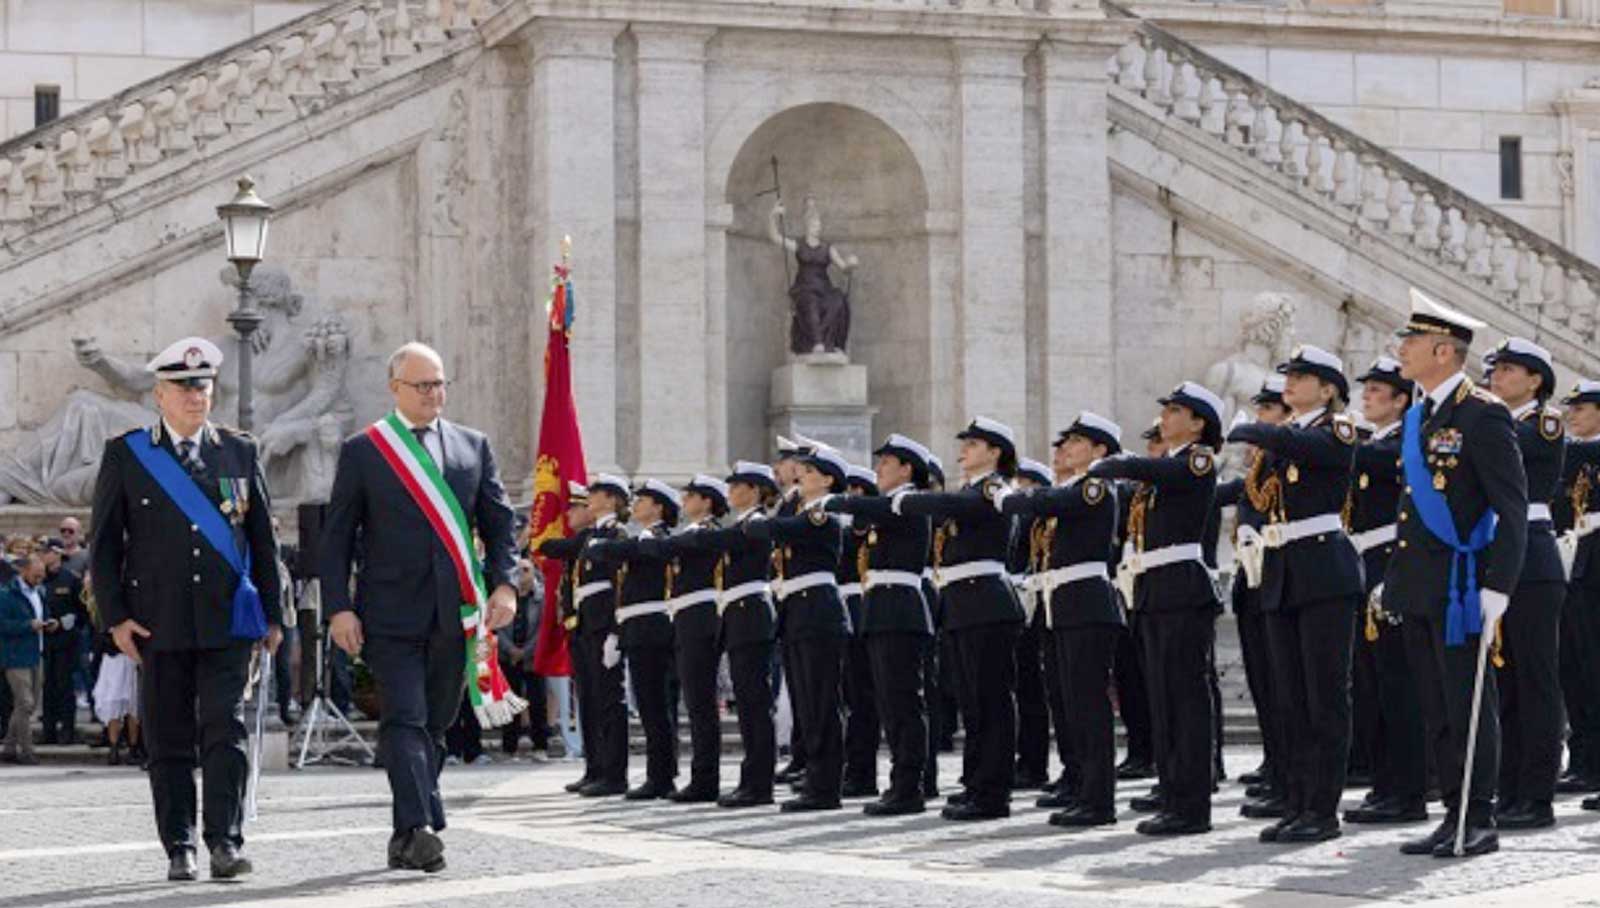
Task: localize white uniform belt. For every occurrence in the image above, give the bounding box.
[838,582,863,599]
[775,571,837,601]
[668,589,718,618]
[716,580,771,614]
[865,569,924,590]
[1528,503,1552,523]
[1261,513,1345,549]
[1126,543,1204,575]
[1351,524,1397,554]
[615,601,669,623]
[574,581,612,606]
[1037,561,1110,595]
[935,559,1007,589]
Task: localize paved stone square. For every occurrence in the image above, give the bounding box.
[3,750,1599,908]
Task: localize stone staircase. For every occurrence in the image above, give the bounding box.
[1104,1,1600,377]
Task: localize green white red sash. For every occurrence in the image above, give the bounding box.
[366,412,526,727]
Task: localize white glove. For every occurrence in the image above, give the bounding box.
[1480,589,1510,629]
[1368,582,1384,610]
[1234,525,1265,590]
[59,614,76,631]
[602,633,621,669]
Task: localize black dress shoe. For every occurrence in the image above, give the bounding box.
[625,780,676,801]
[780,794,841,812]
[1432,826,1498,858]
[1239,797,1290,819]
[946,790,971,806]
[864,796,926,816]
[1345,797,1428,824]
[392,827,446,872]
[1048,804,1116,828]
[1277,814,1341,843]
[941,801,1009,821]
[1239,763,1269,786]
[1400,819,1457,855]
[1359,788,1385,808]
[1583,794,1600,811]
[1129,789,1164,813]
[1495,800,1554,829]
[668,785,720,804]
[775,761,806,784]
[717,789,774,809]
[841,779,880,799]
[1257,814,1298,843]
[1555,772,1599,794]
[167,849,198,881]
[1116,759,1155,780]
[209,844,254,879]
[1244,783,1277,800]
[565,776,596,794]
[1036,789,1076,809]
[579,779,628,797]
[1135,812,1210,836]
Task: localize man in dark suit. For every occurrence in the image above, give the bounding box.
[321,342,517,874]
[90,336,282,882]
[1384,290,1528,859]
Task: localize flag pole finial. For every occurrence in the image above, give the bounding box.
[561,234,572,267]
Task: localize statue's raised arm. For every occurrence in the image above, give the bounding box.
[771,195,859,356]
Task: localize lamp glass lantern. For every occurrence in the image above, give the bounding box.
[217,175,274,275]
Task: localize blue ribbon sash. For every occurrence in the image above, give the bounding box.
[1401,401,1496,646]
[126,432,266,640]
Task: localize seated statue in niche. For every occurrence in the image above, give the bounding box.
[0,265,354,506]
[1204,291,1298,479]
[767,195,861,356]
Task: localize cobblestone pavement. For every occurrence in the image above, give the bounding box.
[4,750,1600,908]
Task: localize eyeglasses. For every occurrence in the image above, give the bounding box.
[58,528,76,536]
[397,379,449,394]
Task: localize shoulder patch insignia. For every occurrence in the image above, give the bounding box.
[808,508,829,527]
[1332,416,1357,445]
[1189,446,1215,476]
[1083,478,1107,505]
[1540,411,1563,442]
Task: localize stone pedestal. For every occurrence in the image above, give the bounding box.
[768,354,877,466]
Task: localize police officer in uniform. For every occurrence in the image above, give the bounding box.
[542,482,598,794]
[90,337,282,881]
[539,475,632,797]
[1010,458,1057,793]
[662,475,731,803]
[1089,383,1223,835]
[1344,357,1429,825]
[825,434,935,815]
[1559,382,1600,799]
[1004,413,1124,828]
[771,437,809,787]
[922,454,953,796]
[1485,338,1568,829]
[840,465,882,798]
[1113,423,1160,784]
[1386,289,1528,858]
[1228,346,1362,844]
[897,417,1027,821]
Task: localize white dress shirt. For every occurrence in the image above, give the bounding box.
[394,411,444,467]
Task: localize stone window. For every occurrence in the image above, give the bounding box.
[1500,136,1523,200]
[33,86,59,129]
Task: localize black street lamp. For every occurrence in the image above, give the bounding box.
[217,175,274,432]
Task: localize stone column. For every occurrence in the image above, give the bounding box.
[954,40,1029,450]
[705,201,733,472]
[632,24,715,480]
[526,20,623,475]
[1037,38,1116,433]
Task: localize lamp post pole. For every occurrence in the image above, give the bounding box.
[217,175,274,432]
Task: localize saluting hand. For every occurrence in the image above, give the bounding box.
[486,585,517,631]
[111,618,152,665]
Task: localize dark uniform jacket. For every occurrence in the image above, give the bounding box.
[1229,409,1364,611]
[1381,374,1528,619]
[685,506,776,650]
[321,418,514,640]
[662,517,721,642]
[1565,438,1600,589]
[896,473,1025,630]
[1088,444,1219,614]
[588,522,675,651]
[825,486,933,637]
[43,567,87,653]
[1002,476,1123,629]
[538,514,627,638]
[1509,403,1567,588]
[91,422,282,651]
[1349,425,1404,596]
[745,498,849,641]
[838,511,871,635]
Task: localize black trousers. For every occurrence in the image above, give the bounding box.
[1140,609,1214,824]
[626,644,678,786]
[1040,627,1075,791]
[1373,620,1426,802]
[1058,624,1119,814]
[1404,613,1499,823]
[1559,585,1600,780]
[41,642,79,739]
[937,631,961,749]
[843,632,880,787]
[142,643,252,855]
[364,630,466,834]
[728,641,775,795]
[1207,640,1225,780]
[1265,597,1356,819]
[922,637,943,795]
[1498,580,1566,804]
[1350,609,1382,780]
[575,632,627,785]
[675,630,721,790]
[1114,621,1153,765]
[1014,620,1050,783]
[1236,608,1282,786]
[782,636,807,770]
[788,635,844,799]
[951,622,1020,810]
[868,632,928,800]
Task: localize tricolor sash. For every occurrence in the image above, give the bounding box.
[1401,402,1497,647]
[126,431,267,640]
[365,413,526,727]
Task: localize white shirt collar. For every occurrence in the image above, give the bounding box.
[1427,372,1469,410]
[162,419,206,448]
[965,470,995,488]
[1371,421,1402,441]
[1292,407,1326,429]
[1168,441,1192,457]
[1572,431,1600,443]
[735,505,762,522]
[1509,399,1539,420]
[393,410,440,433]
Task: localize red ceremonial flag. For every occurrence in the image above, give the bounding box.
[529,242,586,677]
